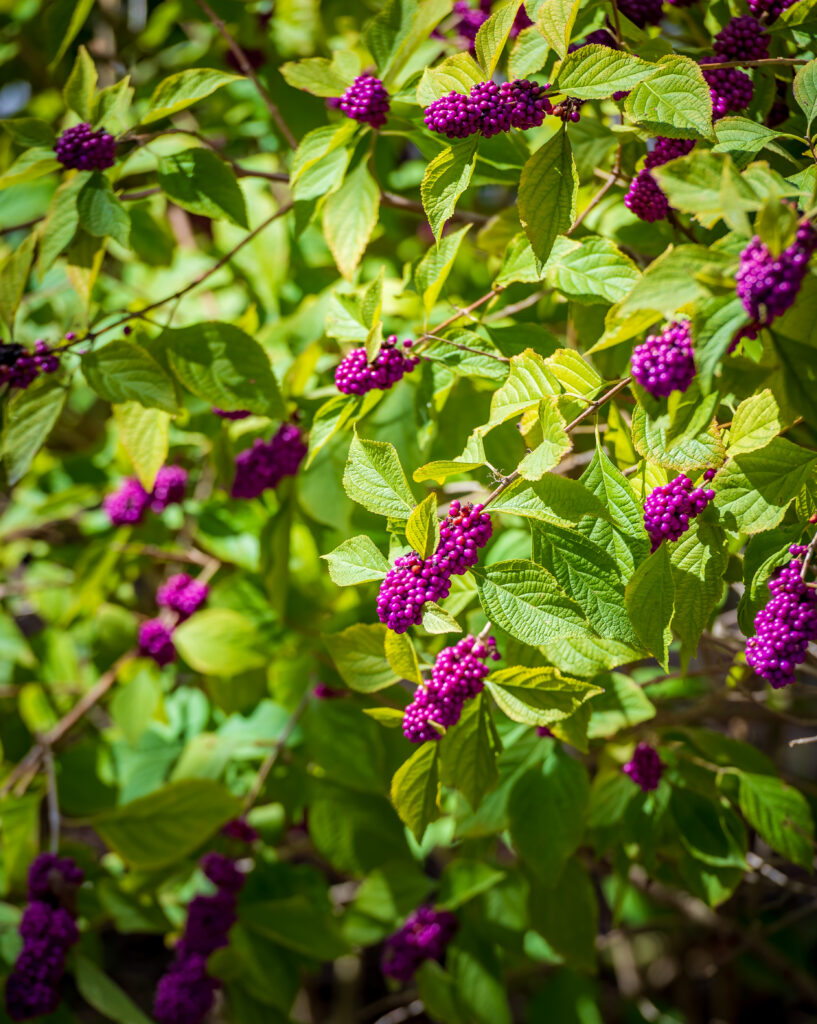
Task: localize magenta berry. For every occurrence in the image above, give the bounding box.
[746,551,817,689]
[631,320,695,399]
[314,682,344,699]
[213,407,251,420]
[643,475,716,552]
[436,500,492,575]
[54,122,115,171]
[154,955,216,1024]
[27,853,84,902]
[138,619,176,667]
[335,335,419,395]
[736,221,817,327]
[103,477,150,526]
[221,818,259,843]
[424,90,482,139]
[150,465,188,512]
[337,75,390,128]
[157,573,209,620]
[624,169,670,223]
[713,16,769,61]
[700,58,754,119]
[551,96,584,123]
[623,742,663,791]
[536,725,554,738]
[377,551,452,634]
[645,136,696,169]
[0,339,60,390]
[617,0,664,25]
[450,0,491,45]
[402,634,500,743]
[504,79,552,131]
[231,422,306,499]
[424,79,551,139]
[747,0,798,19]
[381,906,458,982]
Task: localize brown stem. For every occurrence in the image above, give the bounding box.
[699,57,808,69]
[609,0,622,45]
[801,528,817,580]
[568,145,623,236]
[244,691,310,809]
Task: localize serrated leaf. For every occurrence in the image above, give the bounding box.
[3,375,67,484]
[488,349,560,427]
[578,448,650,573]
[713,117,787,157]
[439,694,500,809]
[625,544,674,670]
[475,0,522,77]
[384,631,423,684]
[518,128,577,267]
[415,224,471,314]
[366,0,451,86]
[487,666,601,726]
[322,535,391,586]
[421,603,463,634]
[325,623,397,692]
[291,121,359,184]
[670,520,727,667]
[508,25,549,79]
[343,433,416,520]
[537,0,582,58]
[63,45,97,121]
[416,52,486,105]
[556,45,655,99]
[517,399,571,480]
[739,773,814,870]
[625,56,713,140]
[141,68,242,124]
[421,139,477,241]
[794,58,817,131]
[323,161,380,279]
[307,393,373,467]
[390,742,440,842]
[158,148,248,228]
[83,340,178,413]
[728,390,785,456]
[77,172,130,247]
[279,57,351,97]
[549,236,641,305]
[406,492,440,559]
[491,474,605,525]
[113,402,170,490]
[632,405,725,471]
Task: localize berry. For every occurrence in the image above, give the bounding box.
[138,619,176,667]
[451,0,491,45]
[381,906,458,982]
[617,0,664,26]
[338,75,390,128]
[643,475,716,552]
[631,319,695,398]
[436,500,492,575]
[151,465,188,512]
[27,853,84,903]
[536,726,554,737]
[700,58,754,118]
[747,0,798,20]
[231,422,306,499]
[624,169,670,223]
[377,551,453,634]
[623,742,663,791]
[503,79,552,131]
[510,5,533,35]
[470,81,514,137]
[713,16,769,62]
[157,574,209,620]
[403,635,499,742]
[644,136,696,169]
[424,90,482,139]
[551,96,584,123]
[200,852,245,893]
[54,122,116,171]
[213,407,250,419]
[103,477,150,525]
[154,955,216,1024]
[424,79,551,139]
[0,340,60,390]
[335,335,419,394]
[746,552,817,688]
[222,818,259,843]
[314,682,344,698]
[736,221,817,327]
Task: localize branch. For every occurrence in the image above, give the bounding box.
[244,691,310,809]
[567,145,623,236]
[801,527,817,580]
[698,57,808,69]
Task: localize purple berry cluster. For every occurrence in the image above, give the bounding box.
[337,75,390,128]
[377,501,493,633]
[536,725,554,737]
[644,136,696,169]
[551,97,584,123]
[154,851,247,1024]
[5,855,84,1022]
[222,817,259,843]
[0,340,60,390]
[746,547,817,689]
[631,319,695,398]
[381,906,458,982]
[103,465,188,526]
[402,634,500,742]
[699,58,754,119]
[213,407,250,420]
[424,79,552,139]
[157,573,209,620]
[713,16,769,61]
[617,0,664,26]
[450,0,491,44]
[54,122,116,171]
[623,742,663,792]
[736,220,817,329]
[624,169,670,223]
[231,422,306,499]
[138,618,177,667]
[335,335,419,395]
[643,475,716,552]
[747,0,798,20]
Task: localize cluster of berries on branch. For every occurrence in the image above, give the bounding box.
[747,0,798,20]
[381,906,458,982]
[631,319,695,398]
[54,122,116,170]
[335,335,419,395]
[231,422,306,499]
[746,545,817,689]
[104,465,188,526]
[403,634,500,742]
[617,0,664,26]
[643,472,716,552]
[445,1,531,48]
[713,16,769,61]
[139,572,209,667]
[334,75,390,128]
[6,854,84,1021]
[623,742,664,791]
[699,58,754,119]
[0,340,60,390]
[736,219,817,334]
[377,501,492,632]
[424,78,553,139]
[213,407,251,420]
[625,136,694,224]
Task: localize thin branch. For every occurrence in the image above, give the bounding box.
[609,0,622,45]
[485,289,544,321]
[43,745,60,854]
[790,734,817,747]
[698,57,808,69]
[801,527,817,580]
[421,332,509,363]
[193,0,298,150]
[244,691,310,809]
[414,288,503,352]
[381,191,489,225]
[568,144,623,235]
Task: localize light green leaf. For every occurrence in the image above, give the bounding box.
[549,236,641,305]
[476,0,522,77]
[536,0,582,58]
[0,148,60,191]
[279,57,351,97]
[38,172,87,276]
[625,56,713,140]
[586,673,656,739]
[406,492,440,559]
[518,127,577,267]
[421,139,478,241]
[325,623,397,692]
[83,340,178,413]
[93,76,134,134]
[490,474,605,525]
[307,393,375,467]
[578,448,650,574]
[290,121,358,184]
[173,609,265,676]
[632,405,726,471]
[713,117,789,157]
[323,161,380,279]
[728,390,785,456]
[416,52,486,105]
[517,399,571,480]
[0,232,36,328]
[439,693,500,810]
[73,954,155,1024]
[113,402,170,490]
[63,45,97,121]
[487,666,602,726]
[322,535,391,586]
[77,172,130,247]
[141,68,242,124]
[366,0,451,87]
[625,544,674,670]
[158,149,248,228]
[670,520,727,667]
[556,45,655,99]
[2,118,56,148]
[508,25,550,79]
[415,224,471,314]
[3,375,67,484]
[385,630,423,684]
[421,603,463,634]
[739,773,815,870]
[488,349,560,427]
[390,742,440,841]
[794,58,817,131]
[343,433,416,519]
[47,0,95,67]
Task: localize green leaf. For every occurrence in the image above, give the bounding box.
[490,474,605,526]
[279,57,351,97]
[93,76,134,134]
[3,375,67,484]
[549,236,641,305]
[0,148,60,191]
[343,433,416,519]
[47,0,95,67]
[578,448,650,574]
[670,520,728,667]
[141,68,242,124]
[518,128,578,267]
[671,789,747,870]
[487,666,602,726]
[2,118,56,148]
[508,25,549,79]
[625,544,675,670]
[488,349,560,427]
[537,0,582,58]
[713,117,788,158]
[406,492,440,559]
[625,56,713,140]
[323,535,391,586]
[158,148,248,228]
[632,404,725,472]
[72,954,155,1024]
[307,393,374,467]
[712,438,817,534]
[0,232,36,328]
[586,673,656,739]
[472,559,591,646]
[112,402,170,490]
[694,294,749,392]
[421,603,463,634]
[290,121,358,184]
[556,45,655,99]
[517,399,571,480]
[417,52,486,104]
[93,779,241,870]
[240,897,349,960]
[38,172,87,276]
[439,693,500,809]
[794,58,817,131]
[739,773,815,870]
[415,224,471,315]
[83,340,178,413]
[475,0,522,77]
[163,322,285,418]
[325,623,397,692]
[63,45,97,120]
[77,172,130,247]
[384,630,423,684]
[529,860,597,971]
[366,0,451,87]
[173,609,265,676]
[323,161,380,279]
[728,390,785,456]
[421,138,478,241]
[437,858,505,910]
[390,742,440,841]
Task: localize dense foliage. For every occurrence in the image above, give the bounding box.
[2,0,817,1021]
